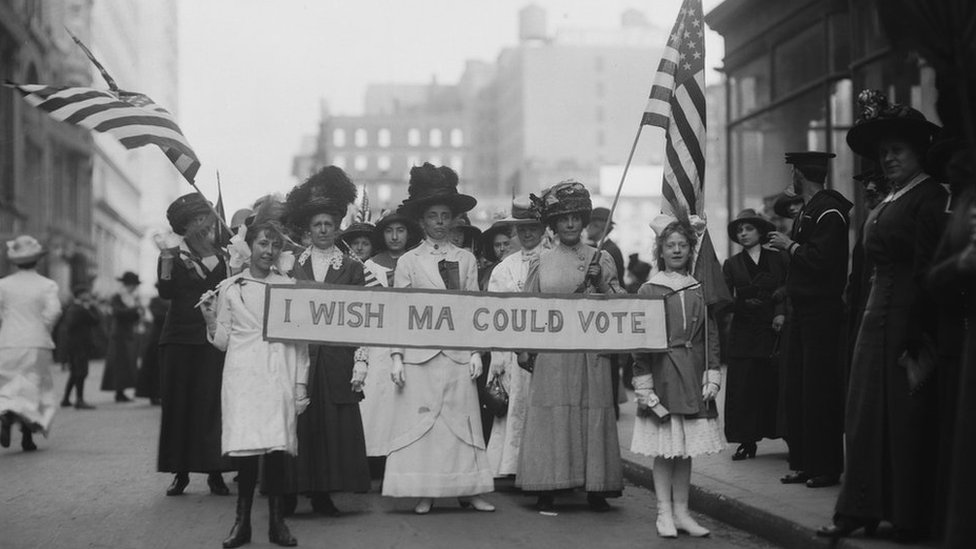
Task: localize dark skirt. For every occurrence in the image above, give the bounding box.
[136,328,163,399]
[286,358,370,494]
[724,357,780,443]
[156,344,232,473]
[101,335,138,391]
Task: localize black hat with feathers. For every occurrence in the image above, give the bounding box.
[284,166,358,233]
[397,163,476,218]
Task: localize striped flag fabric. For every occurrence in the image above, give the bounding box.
[643,0,730,308]
[9,84,201,183]
[643,0,706,220]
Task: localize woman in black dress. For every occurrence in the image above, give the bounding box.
[155,193,232,497]
[101,272,143,402]
[722,209,788,460]
[820,90,946,541]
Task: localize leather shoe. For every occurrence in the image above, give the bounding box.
[780,471,811,484]
[61,399,72,407]
[115,393,132,403]
[208,474,230,496]
[0,416,10,448]
[21,429,37,452]
[535,494,555,512]
[806,474,840,488]
[166,473,189,496]
[817,515,878,538]
[587,494,611,512]
[311,493,340,516]
[732,442,757,461]
[75,401,96,410]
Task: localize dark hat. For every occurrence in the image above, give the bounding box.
[479,221,514,263]
[627,253,652,281]
[727,209,775,242]
[284,166,358,232]
[339,222,375,245]
[398,163,476,218]
[773,193,805,219]
[785,152,836,184]
[853,169,885,185]
[591,207,613,223]
[450,213,482,247]
[846,89,941,160]
[530,179,593,222]
[118,271,141,286]
[166,193,212,236]
[372,212,423,251]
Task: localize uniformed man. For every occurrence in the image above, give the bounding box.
[767,151,851,488]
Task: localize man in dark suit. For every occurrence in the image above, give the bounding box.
[767,151,852,489]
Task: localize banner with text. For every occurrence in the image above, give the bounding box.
[263,284,669,353]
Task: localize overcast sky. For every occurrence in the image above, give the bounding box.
[178,0,725,214]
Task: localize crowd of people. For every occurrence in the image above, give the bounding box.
[0,86,974,548]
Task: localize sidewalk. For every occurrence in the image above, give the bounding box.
[616,388,935,549]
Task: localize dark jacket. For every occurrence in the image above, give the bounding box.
[157,252,228,346]
[600,238,626,288]
[57,301,101,359]
[786,189,853,301]
[723,248,789,358]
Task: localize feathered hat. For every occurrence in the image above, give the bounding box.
[846,89,941,160]
[284,166,358,233]
[397,163,476,218]
[530,179,592,223]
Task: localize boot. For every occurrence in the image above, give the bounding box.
[652,457,677,538]
[21,427,37,452]
[268,496,297,547]
[310,492,339,516]
[208,473,230,496]
[222,490,253,548]
[166,473,189,496]
[0,414,11,448]
[672,458,709,537]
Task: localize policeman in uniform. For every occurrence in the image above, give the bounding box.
[767,151,852,488]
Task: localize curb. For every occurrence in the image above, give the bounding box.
[621,457,879,549]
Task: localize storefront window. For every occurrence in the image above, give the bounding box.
[851,0,887,61]
[729,55,770,120]
[773,23,825,98]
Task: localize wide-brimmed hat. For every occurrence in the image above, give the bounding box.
[773,193,805,219]
[166,193,212,236]
[339,222,375,245]
[398,163,476,218]
[118,271,141,286]
[372,212,422,251]
[284,166,358,232]
[492,196,543,226]
[479,221,514,263]
[846,89,941,160]
[530,179,592,223]
[450,213,482,247]
[727,209,775,242]
[6,235,47,265]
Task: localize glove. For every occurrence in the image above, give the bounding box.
[517,352,536,374]
[391,353,405,388]
[632,374,660,413]
[702,369,721,402]
[351,360,367,392]
[295,384,310,415]
[154,232,182,258]
[469,353,483,380]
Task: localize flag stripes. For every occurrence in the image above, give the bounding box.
[9,83,200,183]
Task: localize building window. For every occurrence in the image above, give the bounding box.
[332,128,346,147]
[354,155,368,172]
[429,128,442,147]
[729,55,771,120]
[378,128,391,147]
[450,156,463,176]
[450,129,463,147]
[377,155,391,173]
[355,129,368,147]
[378,184,392,204]
[408,128,421,146]
[332,156,346,169]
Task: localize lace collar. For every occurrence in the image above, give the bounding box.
[298,245,344,270]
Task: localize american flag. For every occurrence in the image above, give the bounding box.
[644,0,730,308]
[10,84,201,183]
[643,0,706,220]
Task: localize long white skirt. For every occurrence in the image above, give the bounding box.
[486,352,531,476]
[631,415,726,458]
[0,348,57,435]
[360,346,396,456]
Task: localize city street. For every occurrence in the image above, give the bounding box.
[0,362,775,549]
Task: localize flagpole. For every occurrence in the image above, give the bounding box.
[187,174,232,234]
[597,124,644,251]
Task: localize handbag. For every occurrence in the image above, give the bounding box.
[482,377,509,418]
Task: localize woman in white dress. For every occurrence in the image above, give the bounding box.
[631,220,725,538]
[202,217,309,548]
[485,200,545,477]
[383,163,494,514]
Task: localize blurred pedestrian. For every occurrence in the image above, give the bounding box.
[59,284,101,410]
[485,198,544,478]
[820,90,946,541]
[767,151,850,489]
[517,180,624,513]
[202,213,310,548]
[385,163,494,514]
[631,220,724,538]
[722,210,787,461]
[136,289,168,405]
[0,235,61,452]
[100,271,143,402]
[281,167,371,515]
[624,253,652,294]
[155,193,232,497]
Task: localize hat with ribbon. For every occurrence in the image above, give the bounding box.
[530,179,592,223]
[6,235,46,265]
[846,89,941,160]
